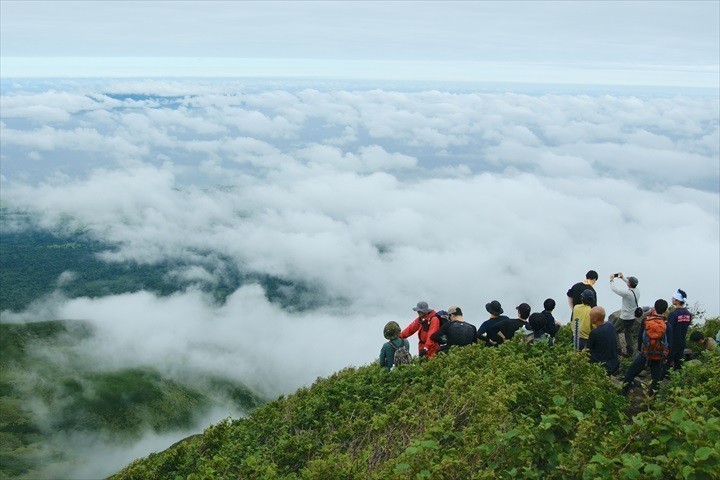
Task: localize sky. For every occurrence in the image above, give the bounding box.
[1,1,719,86]
[1,2,719,477]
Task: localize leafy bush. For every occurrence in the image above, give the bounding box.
[113,338,719,480]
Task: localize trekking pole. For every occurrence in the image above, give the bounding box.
[574,317,580,350]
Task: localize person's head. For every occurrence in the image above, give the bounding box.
[627,276,639,288]
[485,300,503,317]
[383,321,401,340]
[516,303,531,320]
[412,301,432,316]
[672,289,688,307]
[654,299,669,315]
[581,289,596,306]
[589,306,606,326]
[528,312,545,331]
[689,331,705,344]
[448,305,463,320]
[586,270,599,285]
[543,298,556,312]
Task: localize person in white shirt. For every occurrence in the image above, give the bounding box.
[610,272,640,357]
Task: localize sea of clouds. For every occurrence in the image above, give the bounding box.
[1,77,718,478]
[1,77,718,394]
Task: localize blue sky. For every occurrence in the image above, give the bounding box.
[1,1,718,86]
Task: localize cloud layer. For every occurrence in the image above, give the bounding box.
[2,80,719,397]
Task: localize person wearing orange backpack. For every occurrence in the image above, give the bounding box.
[621,299,673,396]
[399,301,442,358]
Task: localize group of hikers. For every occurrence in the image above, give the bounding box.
[380,270,719,396]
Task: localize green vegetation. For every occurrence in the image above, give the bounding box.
[0,210,336,312]
[113,335,719,479]
[0,321,264,480]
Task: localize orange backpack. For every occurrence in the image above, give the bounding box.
[641,314,669,361]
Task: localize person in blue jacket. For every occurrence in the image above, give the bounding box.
[666,289,693,371]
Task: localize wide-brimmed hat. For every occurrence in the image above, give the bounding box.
[383,321,401,339]
[485,300,503,316]
[412,301,432,314]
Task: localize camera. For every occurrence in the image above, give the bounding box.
[614,273,620,277]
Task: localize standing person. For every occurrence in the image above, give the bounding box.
[666,289,693,371]
[477,300,509,346]
[567,270,599,313]
[585,306,620,375]
[487,303,531,346]
[399,301,441,358]
[610,272,641,357]
[572,289,596,350]
[379,321,411,371]
[430,306,477,353]
[540,298,561,346]
[623,299,672,396]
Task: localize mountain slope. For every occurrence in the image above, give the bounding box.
[112,335,720,479]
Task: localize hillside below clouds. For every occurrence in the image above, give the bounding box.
[113,337,720,480]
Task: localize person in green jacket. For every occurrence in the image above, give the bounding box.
[379,321,411,370]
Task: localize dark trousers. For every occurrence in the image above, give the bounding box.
[623,355,664,394]
[616,319,637,355]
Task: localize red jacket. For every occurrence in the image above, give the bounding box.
[400,310,441,358]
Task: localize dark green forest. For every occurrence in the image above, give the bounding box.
[0,208,335,313]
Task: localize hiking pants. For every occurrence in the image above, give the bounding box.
[623,355,663,394]
[616,318,637,355]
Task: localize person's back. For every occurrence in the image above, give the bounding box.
[430,306,477,352]
[572,289,596,349]
[623,299,671,396]
[477,300,508,346]
[666,289,692,370]
[567,270,598,312]
[585,306,619,375]
[487,317,527,346]
[379,321,411,371]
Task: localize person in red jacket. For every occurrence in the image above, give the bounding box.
[400,301,441,358]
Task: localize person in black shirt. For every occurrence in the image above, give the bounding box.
[477,300,509,346]
[585,306,619,375]
[487,303,531,346]
[431,306,477,353]
[567,270,599,314]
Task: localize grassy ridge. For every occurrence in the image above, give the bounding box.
[112,333,720,480]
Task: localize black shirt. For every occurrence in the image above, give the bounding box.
[586,322,619,375]
[487,318,527,345]
[567,282,596,307]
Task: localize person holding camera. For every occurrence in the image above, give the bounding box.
[610,272,641,357]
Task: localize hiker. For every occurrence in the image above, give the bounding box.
[585,306,620,375]
[487,303,531,346]
[430,306,477,353]
[527,312,551,344]
[622,299,673,396]
[666,289,692,371]
[610,273,641,357]
[379,321,411,371]
[572,289,596,350]
[689,331,719,353]
[567,270,598,312]
[537,298,561,345]
[477,300,510,346]
[399,301,441,358]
